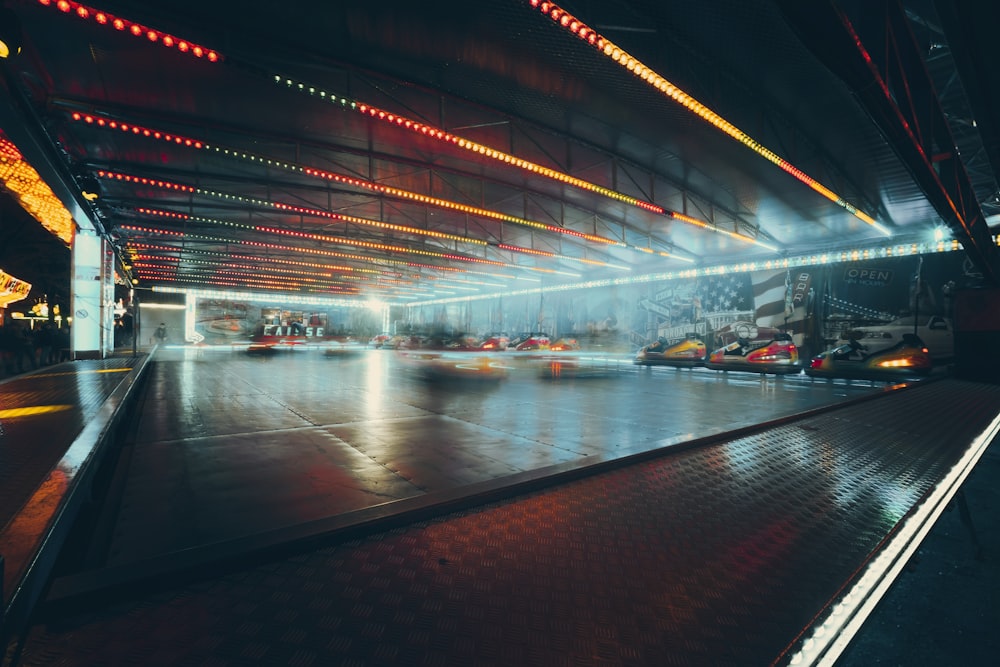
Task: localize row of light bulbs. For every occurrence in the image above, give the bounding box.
[98,165,626,270]
[38,0,220,61]
[0,135,75,244]
[82,118,690,261]
[528,0,889,236]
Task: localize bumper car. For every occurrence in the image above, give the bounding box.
[369,333,391,348]
[323,338,366,358]
[401,350,508,382]
[473,333,510,351]
[705,332,801,374]
[247,334,307,353]
[634,333,707,367]
[511,332,551,351]
[548,337,581,352]
[806,333,932,380]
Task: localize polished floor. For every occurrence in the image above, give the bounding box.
[3,346,998,666]
[101,347,892,566]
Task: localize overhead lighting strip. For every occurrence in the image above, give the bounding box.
[130,205,588,275]
[82,124,693,260]
[98,168,621,269]
[46,5,777,251]
[137,267,438,298]
[118,222,582,278]
[130,244,388,283]
[84,119,635,248]
[127,241,534,284]
[131,246,395,278]
[95,170,485,247]
[35,0,221,62]
[140,266,370,293]
[671,211,777,250]
[153,285,370,308]
[133,255,380,286]
[274,77,773,249]
[136,271,360,295]
[66,103,754,252]
[526,0,890,236]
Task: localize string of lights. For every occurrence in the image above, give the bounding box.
[127,242,538,286]
[35,0,221,62]
[118,220,582,282]
[78,122,694,261]
[525,0,889,237]
[272,77,776,249]
[97,168,623,271]
[44,0,764,254]
[135,255,381,287]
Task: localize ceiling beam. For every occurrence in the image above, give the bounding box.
[776,0,1000,285]
[931,0,1000,203]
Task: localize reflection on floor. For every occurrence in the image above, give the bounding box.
[108,347,891,565]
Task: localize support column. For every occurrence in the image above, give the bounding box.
[70,229,114,359]
[953,288,1000,383]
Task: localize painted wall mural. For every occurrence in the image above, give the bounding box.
[400,251,968,358]
[192,298,384,344]
[178,252,970,360]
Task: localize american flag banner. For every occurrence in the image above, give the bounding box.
[696,272,752,313]
[754,269,813,342]
[753,270,790,326]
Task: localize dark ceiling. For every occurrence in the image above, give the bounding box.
[2,0,998,307]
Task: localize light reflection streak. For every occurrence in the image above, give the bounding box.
[0,405,73,419]
[29,368,132,378]
[364,350,388,422]
[0,469,69,598]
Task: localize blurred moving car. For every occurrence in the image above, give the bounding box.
[370,333,391,348]
[323,337,366,357]
[806,332,932,380]
[837,315,953,363]
[472,333,510,351]
[634,333,707,367]
[548,337,581,352]
[387,334,425,350]
[510,332,551,351]
[706,332,801,374]
[400,350,508,382]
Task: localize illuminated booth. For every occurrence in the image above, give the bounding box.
[0,269,32,316]
[0,131,115,359]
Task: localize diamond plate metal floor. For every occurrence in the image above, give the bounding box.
[7,363,999,666]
